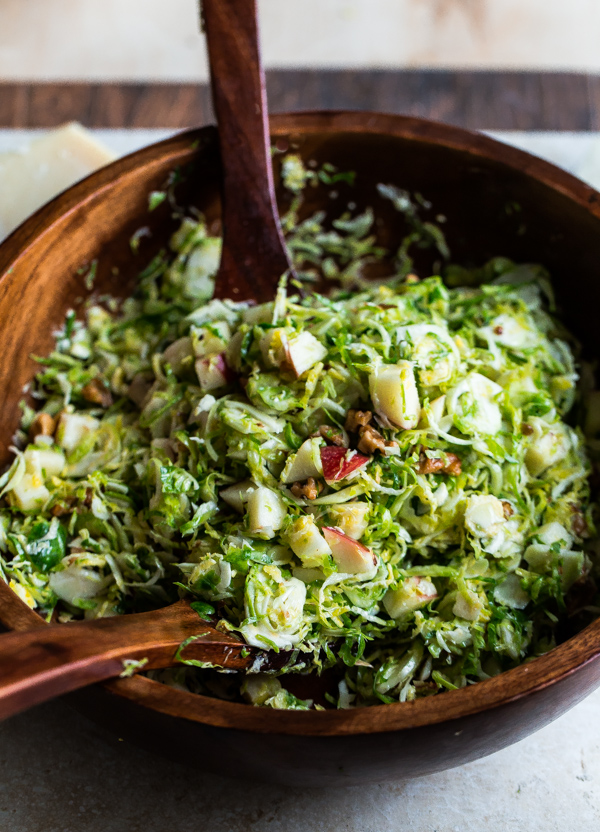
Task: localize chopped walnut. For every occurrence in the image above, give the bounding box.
[51,496,77,517]
[82,378,113,408]
[417,455,444,475]
[319,425,345,446]
[417,451,462,476]
[570,505,589,538]
[501,500,514,519]
[521,422,534,436]
[493,325,504,335]
[444,454,462,476]
[413,680,437,692]
[290,477,323,501]
[357,424,386,454]
[345,409,372,432]
[29,412,56,440]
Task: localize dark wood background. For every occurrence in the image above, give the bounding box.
[2,71,600,131]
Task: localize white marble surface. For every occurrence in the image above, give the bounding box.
[2,0,600,82]
[1,129,600,830]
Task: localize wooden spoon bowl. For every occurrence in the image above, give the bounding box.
[2,112,600,786]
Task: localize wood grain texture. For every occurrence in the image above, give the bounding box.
[2,113,600,784]
[1,72,599,130]
[0,582,263,721]
[203,0,293,302]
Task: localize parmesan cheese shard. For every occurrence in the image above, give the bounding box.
[0,123,116,240]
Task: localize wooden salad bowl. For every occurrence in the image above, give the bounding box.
[1,111,600,786]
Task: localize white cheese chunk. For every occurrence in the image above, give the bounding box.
[0,123,115,240]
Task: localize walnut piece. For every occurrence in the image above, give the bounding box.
[82,378,113,408]
[51,496,77,517]
[319,425,345,446]
[417,451,462,476]
[290,477,322,501]
[521,422,534,436]
[29,412,56,440]
[345,409,372,432]
[357,425,386,454]
[501,500,514,519]
[570,505,589,538]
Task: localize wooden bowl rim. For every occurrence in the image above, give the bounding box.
[1,110,600,737]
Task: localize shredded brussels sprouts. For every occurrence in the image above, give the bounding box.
[1,154,598,710]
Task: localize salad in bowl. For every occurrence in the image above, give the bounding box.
[0,154,597,711]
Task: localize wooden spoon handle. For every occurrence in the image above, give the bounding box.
[202,0,294,302]
[0,601,251,720]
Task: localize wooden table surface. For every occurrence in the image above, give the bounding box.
[2,71,600,131]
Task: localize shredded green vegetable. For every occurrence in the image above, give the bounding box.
[1,154,598,710]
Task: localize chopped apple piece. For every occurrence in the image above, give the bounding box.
[281,437,323,484]
[286,331,327,377]
[453,588,485,621]
[369,360,420,429]
[524,417,571,477]
[327,502,370,540]
[220,480,257,513]
[493,574,529,610]
[286,516,331,568]
[322,526,377,575]
[320,446,369,483]
[524,521,574,571]
[10,473,50,513]
[194,353,231,391]
[193,321,231,357]
[419,394,446,427]
[241,674,283,705]
[56,412,99,455]
[383,576,437,619]
[24,447,65,479]
[464,494,506,538]
[162,336,193,374]
[259,327,288,368]
[247,486,287,539]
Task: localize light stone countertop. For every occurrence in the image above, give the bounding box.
[0,129,599,832]
[3,0,600,81]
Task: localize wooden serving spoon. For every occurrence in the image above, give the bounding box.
[202,0,295,302]
[0,0,296,720]
[0,577,284,720]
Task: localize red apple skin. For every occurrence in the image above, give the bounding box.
[196,353,236,389]
[320,446,369,483]
[322,526,377,574]
[214,353,236,384]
